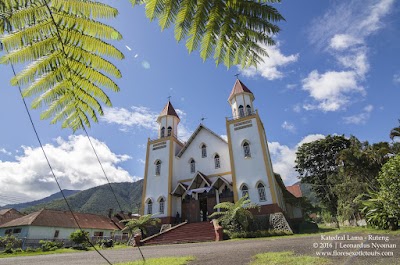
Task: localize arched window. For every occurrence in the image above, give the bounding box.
[243,142,251,157]
[190,159,196,173]
[159,198,165,214]
[160,127,165,138]
[257,183,266,201]
[155,160,161,175]
[201,144,207,158]
[241,185,249,198]
[246,105,252,116]
[238,105,245,118]
[167,126,172,136]
[214,154,220,169]
[147,199,153,214]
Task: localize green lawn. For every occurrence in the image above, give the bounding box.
[0,244,129,258]
[249,251,331,265]
[115,256,195,265]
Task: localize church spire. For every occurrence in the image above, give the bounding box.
[157,100,180,139]
[227,79,255,119]
[158,100,180,121]
[228,79,254,102]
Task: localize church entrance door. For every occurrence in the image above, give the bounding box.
[199,196,208,222]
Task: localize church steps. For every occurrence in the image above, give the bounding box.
[142,221,215,245]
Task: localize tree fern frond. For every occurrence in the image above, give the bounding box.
[51,0,119,19]
[135,0,284,68]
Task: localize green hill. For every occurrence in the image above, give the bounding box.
[0,190,80,211]
[22,180,143,216]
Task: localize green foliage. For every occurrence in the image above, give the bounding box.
[39,240,63,251]
[22,180,143,215]
[69,229,90,249]
[0,0,123,131]
[209,195,258,234]
[115,256,195,265]
[229,230,288,239]
[378,155,400,219]
[121,214,161,239]
[362,155,400,230]
[361,191,390,229]
[250,251,330,265]
[131,0,284,68]
[0,235,22,253]
[390,120,400,140]
[296,135,351,215]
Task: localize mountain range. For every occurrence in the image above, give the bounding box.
[2,180,143,216]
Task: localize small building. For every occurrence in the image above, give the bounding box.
[0,209,121,240]
[0,208,24,226]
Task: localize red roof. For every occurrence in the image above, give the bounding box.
[0,209,119,230]
[228,79,254,101]
[158,101,180,120]
[286,184,303,198]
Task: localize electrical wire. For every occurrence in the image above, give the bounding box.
[10,63,113,265]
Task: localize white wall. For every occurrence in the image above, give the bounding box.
[144,140,171,217]
[0,226,117,240]
[228,117,273,205]
[173,129,231,183]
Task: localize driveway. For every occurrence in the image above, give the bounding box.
[1,233,399,265]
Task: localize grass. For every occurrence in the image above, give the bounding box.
[0,244,130,258]
[249,251,331,265]
[115,256,195,265]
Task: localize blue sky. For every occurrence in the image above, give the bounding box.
[1,0,399,205]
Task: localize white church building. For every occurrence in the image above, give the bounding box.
[140,79,301,224]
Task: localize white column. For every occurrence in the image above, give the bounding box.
[215,188,220,212]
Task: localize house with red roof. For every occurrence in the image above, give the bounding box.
[0,209,122,240]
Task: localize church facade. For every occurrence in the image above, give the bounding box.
[140,80,297,224]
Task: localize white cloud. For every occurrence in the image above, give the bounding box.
[302,70,364,111]
[304,0,394,112]
[393,73,400,84]
[102,106,158,131]
[239,43,298,80]
[220,135,228,142]
[281,121,296,133]
[137,159,145,164]
[102,106,193,141]
[343,104,374,125]
[141,60,151,69]
[329,34,362,50]
[0,148,12,156]
[0,135,135,203]
[286,84,297,90]
[269,134,326,185]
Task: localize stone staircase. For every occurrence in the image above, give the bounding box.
[142,221,215,245]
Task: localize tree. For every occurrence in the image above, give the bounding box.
[390,120,400,140]
[295,135,351,216]
[377,154,400,230]
[334,138,392,221]
[1,0,284,131]
[208,195,258,234]
[121,214,160,242]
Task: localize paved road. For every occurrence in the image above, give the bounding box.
[1,233,399,265]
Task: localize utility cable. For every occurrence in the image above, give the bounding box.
[82,126,125,214]
[10,63,113,265]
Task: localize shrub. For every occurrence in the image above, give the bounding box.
[0,235,22,253]
[69,230,90,250]
[39,240,63,251]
